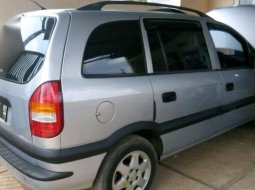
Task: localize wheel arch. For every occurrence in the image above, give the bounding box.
[134,130,163,158]
[106,121,163,158]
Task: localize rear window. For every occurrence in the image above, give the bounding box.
[82,21,146,77]
[0,16,56,83]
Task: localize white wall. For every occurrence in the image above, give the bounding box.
[182,0,234,12]
[0,0,102,26]
[148,0,181,6]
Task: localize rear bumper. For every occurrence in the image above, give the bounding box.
[0,140,72,181]
[0,125,105,189]
[0,138,105,190]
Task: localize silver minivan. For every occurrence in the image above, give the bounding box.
[0,1,255,190]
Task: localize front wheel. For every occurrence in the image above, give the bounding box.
[92,135,158,190]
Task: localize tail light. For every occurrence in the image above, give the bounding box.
[29,81,63,138]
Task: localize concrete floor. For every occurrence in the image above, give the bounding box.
[0,122,254,190]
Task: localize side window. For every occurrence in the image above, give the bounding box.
[82,21,146,76]
[146,20,211,73]
[209,25,248,69]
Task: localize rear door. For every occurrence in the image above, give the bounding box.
[208,23,255,129]
[142,18,223,154]
[61,12,154,148]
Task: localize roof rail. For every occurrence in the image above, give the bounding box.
[151,8,186,14]
[78,1,211,19]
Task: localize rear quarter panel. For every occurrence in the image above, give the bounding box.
[60,11,154,148]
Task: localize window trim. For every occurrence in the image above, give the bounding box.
[207,23,252,70]
[81,20,147,78]
[145,19,212,74]
[156,30,169,71]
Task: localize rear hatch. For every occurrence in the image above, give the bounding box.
[0,14,57,144]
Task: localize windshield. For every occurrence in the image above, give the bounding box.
[0,16,56,83]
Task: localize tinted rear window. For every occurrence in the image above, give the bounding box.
[0,16,56,83]
[82,21,146,76]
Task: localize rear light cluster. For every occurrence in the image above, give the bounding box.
[29,81,64,138]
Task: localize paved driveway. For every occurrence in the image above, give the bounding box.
[0,122,255,190]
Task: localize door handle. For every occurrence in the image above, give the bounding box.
[162,92,177,103]
[226,83,234,91]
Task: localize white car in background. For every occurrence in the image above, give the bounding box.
[208,5,255,48]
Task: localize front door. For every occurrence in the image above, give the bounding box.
[208,23,255,131]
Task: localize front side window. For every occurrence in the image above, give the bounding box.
[0,16,56,83]
[146,20,211,73]
[209,25,248,69]
[82,21,146,76]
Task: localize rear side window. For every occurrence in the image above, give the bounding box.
[208,25,249,69]
[0,16,56,83]
[146,20,211,73]
[82,21,146,76]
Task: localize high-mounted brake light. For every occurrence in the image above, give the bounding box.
[29,81,63,138]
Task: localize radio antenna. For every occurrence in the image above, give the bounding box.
[30,0,46,10]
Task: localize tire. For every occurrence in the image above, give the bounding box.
[91,135,158,190]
